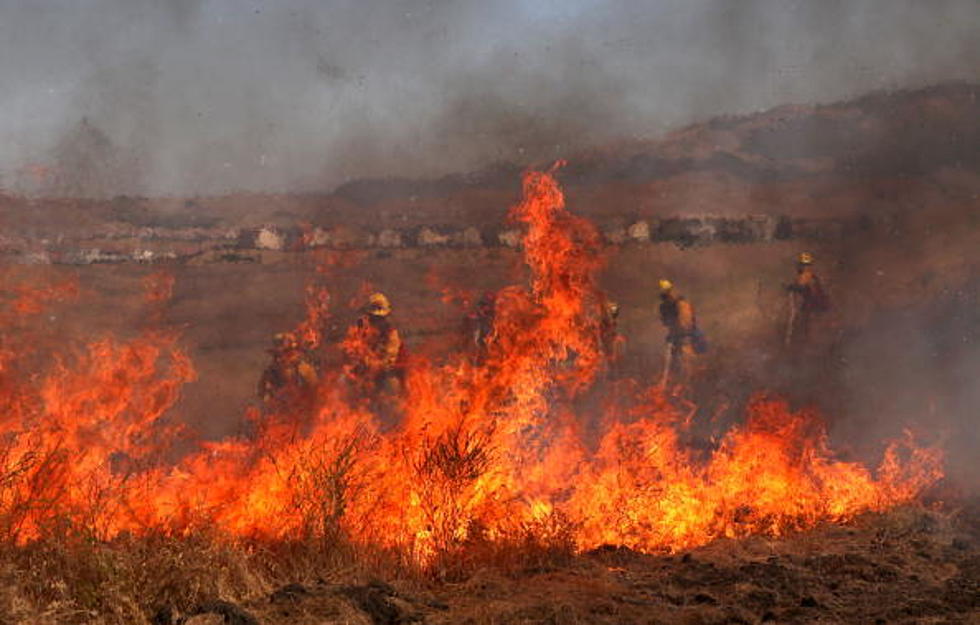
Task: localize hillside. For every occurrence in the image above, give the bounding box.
[0,82,977,254]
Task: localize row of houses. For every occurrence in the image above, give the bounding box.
[248,214,852,251]
[1,214,859,265]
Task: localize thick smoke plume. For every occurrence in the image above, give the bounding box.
[0,0,978,196]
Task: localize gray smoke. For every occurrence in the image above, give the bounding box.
[0,0,978,196]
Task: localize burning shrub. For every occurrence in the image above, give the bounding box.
[0,167,945,594]
[411,422,495,560]
[287,428,367,548]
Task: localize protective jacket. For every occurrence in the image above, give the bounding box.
[787,267,830,312]
[346,313,404,375]
[659,292,708,354]
[258,346,317,402]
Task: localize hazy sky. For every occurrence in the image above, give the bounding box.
[1,0,978,196]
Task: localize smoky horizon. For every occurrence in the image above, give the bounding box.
[1,0,979,198]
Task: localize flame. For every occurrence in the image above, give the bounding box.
[0,274,193,542]
[0,168,944,564]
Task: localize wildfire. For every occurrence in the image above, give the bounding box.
[0,168,944,564]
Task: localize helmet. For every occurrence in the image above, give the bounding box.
[798,252,814,265]
[273,332,296,349]
[658,279,673,292]
[367,292,392,316]
[605,301,619,316]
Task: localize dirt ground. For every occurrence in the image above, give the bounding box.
[162,503,978,625]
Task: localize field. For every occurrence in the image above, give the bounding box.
[0,86,976,624]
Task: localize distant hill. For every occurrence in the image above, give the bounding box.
[324,82,979,223]
[2,82,977,238]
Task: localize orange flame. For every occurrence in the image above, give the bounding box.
[0,168,944,564]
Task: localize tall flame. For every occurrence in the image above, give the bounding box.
[0,168,944,565]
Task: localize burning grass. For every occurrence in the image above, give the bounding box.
[0,167,950,623]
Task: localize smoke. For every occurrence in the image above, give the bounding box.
[833,279,979,491]
[0,0,978,196]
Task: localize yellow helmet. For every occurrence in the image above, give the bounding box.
[273,332,296,349]
[658,279,673,292]
[798,252,814,265]
[367,292,392,316]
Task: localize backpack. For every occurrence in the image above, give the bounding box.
[692,327,709,354]
[807,276,831,312]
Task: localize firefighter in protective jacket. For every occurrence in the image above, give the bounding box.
[464,290,496,363]
[343,292,405,394]
[258,332,318,404]
[784,252,830,345]
[599,298,623,365]
[658,279,706,382]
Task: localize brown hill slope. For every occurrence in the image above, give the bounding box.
[325,81,980,228]
[1,82,977,239]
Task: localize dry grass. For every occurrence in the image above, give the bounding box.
[0,532,262,624]
[0,528,577,624]
[0,430,571,624]
[0,503,974,624]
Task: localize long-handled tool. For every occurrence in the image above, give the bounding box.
[660,341,673,388]
[784,291,798,347]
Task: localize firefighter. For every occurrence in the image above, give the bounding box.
[467,290,497,363]
[784,252,830,346]
[258,332,318,405]
[343,292,405,396]
[599,298,623,365]
[657,279,706,385]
